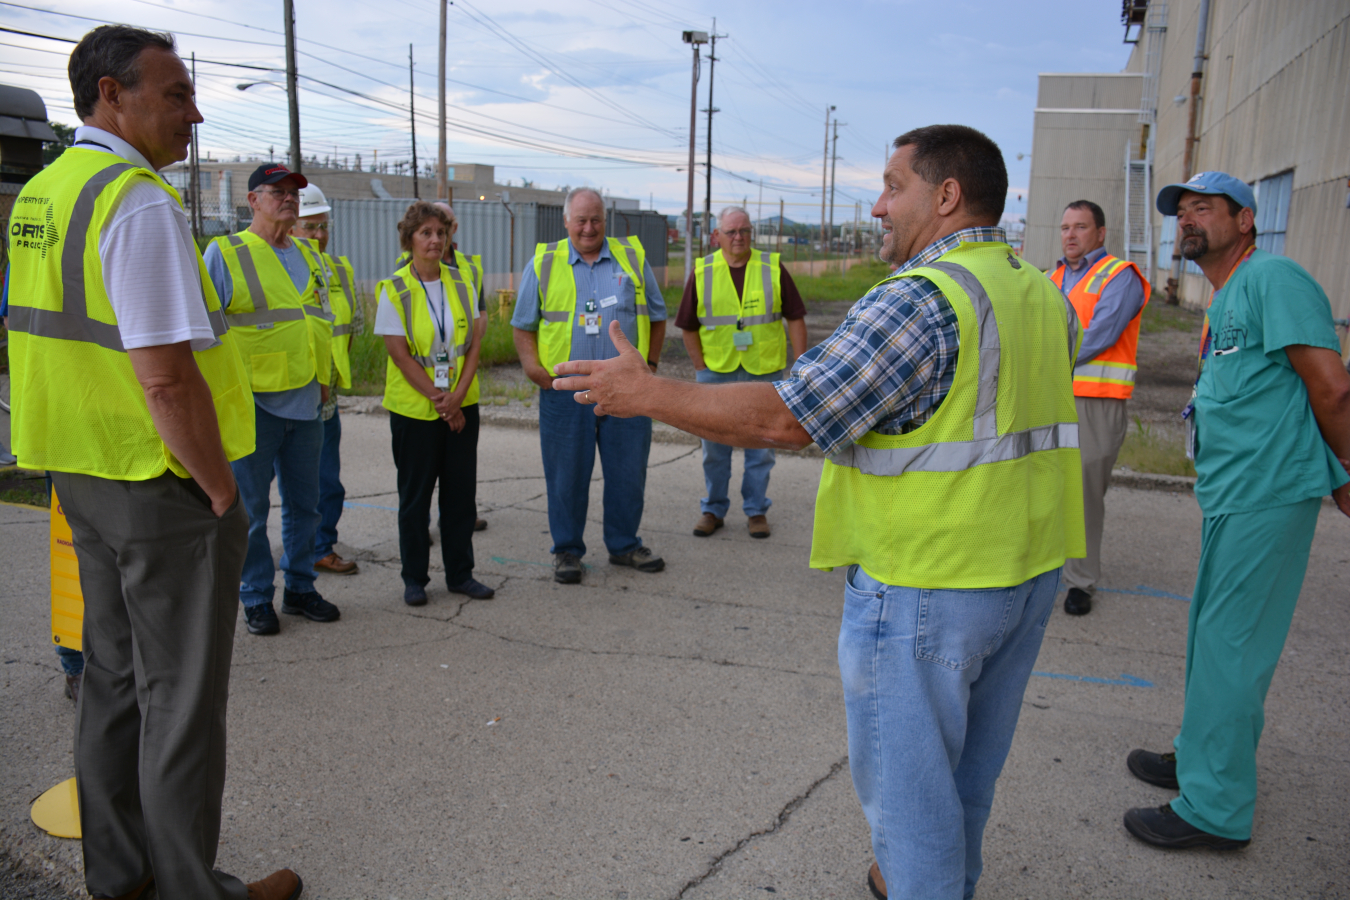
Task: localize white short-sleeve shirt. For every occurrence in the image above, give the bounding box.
[374,269,475,350]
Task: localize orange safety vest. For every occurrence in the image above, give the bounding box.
[1050,254,1150,399]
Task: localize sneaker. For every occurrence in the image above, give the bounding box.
[314,552,359,575]
[1064,587,1092,615]
[1127,748,1179,789]
[609,546,664,573]
[449,577,495,599]
[554,552,583,585]
[692,513,723,537]
[403,583,428,606]
[244,602,280,636]
[281,589,340,623]
[1123,803,1250,850]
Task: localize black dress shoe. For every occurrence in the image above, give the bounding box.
[1128,748,1179,789]
[449,577,495,599]
[1124,803,1250,850]
[281,589,341,622]
[1064,587,1092,615]
[244,602,280,635]
[404,584,428,606]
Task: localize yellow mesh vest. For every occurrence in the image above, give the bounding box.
[532,236,649,376]
[695,249,785,375]
[323,252,356,390]
[379,259,479,419]
[810,241,1085,589]
[211,230,318,392]
[7,148,255,480]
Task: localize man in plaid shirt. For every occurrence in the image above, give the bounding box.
[553,124,1083,900]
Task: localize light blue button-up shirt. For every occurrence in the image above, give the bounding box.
[511,239,665,362]
[1055,246,1148,364]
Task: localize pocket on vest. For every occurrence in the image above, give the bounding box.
[250,351,290,392]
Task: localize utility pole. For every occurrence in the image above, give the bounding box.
[819,105,833,258]
[681,30,708,282]
[437,0,447,200]
[188,52,201,241]
[777,197,784,254]
[282,0,301,173]
[701,20,724,257]
[409,44,419,199]
[828,117,844,258]
[756,178,762,245]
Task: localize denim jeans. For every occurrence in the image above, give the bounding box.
[839,565,1060,900]
[695,367,782,519]
[232,404,323,608]
[314,408,345,559]
[539,388,651,558]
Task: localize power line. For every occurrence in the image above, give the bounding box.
[0,1,284,46]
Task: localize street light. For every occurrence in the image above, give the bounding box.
[681,30,708,282]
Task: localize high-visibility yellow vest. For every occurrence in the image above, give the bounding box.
[811,241,1086,589]
[694,249,785,375]
[322,251,356,390]
[1049,254,1150,399]
[210,229,322,393]
[6,148,255,480]
[378,259,480,419]
[532,236,649,376]
[395,249,483,295]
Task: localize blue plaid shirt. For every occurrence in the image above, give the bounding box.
[777,227,1008,457]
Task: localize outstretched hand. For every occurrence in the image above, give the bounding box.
[552,320,653,418]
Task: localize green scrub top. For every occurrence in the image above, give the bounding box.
[1193,248,1349,515]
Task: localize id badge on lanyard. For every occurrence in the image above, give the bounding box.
[434,351,452,389]
[426,279,452,388]
[583,298,602,335]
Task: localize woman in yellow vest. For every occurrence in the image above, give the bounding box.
[374,201,494,604]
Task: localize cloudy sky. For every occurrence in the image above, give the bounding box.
[1,0,1134,222]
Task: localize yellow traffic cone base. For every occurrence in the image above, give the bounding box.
[30,777,81,839]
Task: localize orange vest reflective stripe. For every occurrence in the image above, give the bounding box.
[1050,254,1150,399]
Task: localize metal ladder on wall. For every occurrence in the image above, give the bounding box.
[1124,1,1167,279]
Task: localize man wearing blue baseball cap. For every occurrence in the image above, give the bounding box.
[1123,171,1350,851]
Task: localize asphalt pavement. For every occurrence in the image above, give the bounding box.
[1,405,1347,899]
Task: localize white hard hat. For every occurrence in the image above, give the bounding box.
[298,183,331,217]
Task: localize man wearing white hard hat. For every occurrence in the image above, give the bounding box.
[292,182,363,574]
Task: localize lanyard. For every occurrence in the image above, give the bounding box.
[1196,244,1256,375]
[418,272,448,348]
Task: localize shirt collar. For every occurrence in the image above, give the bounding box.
[73,125,157,173]
[895,226,1007,275]
[568,238,612,266]
[1057,245,1107,272]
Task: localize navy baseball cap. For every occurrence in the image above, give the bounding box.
[1156,171,1255,216]
[248,163,308,191]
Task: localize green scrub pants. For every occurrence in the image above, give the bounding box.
[1171,496,1322,840]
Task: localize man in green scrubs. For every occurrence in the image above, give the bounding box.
[1123,172,1350,849]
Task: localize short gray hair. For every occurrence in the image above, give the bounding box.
[563,186,604,220]
[432,200,457,227]
[69,25,176,120]
[717,206,751,230]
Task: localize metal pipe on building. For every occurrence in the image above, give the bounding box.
[1168,0,1211,304]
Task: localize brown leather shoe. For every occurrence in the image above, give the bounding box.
[474,517,488,531]
[748,515,771,539]
[693,513,723,537]
[247,869,303,900]
[314,552,358,575]
[867,861,887,900]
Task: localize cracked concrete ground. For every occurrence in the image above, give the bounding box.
[2,408,1348,899]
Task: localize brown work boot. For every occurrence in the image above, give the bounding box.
[314,552,358,575]
[693,513,723,537]
[747,515,771,539]
[247,869,302,900]
[867,861,886,899]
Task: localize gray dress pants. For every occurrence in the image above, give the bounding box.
[52,471,250,900]
[1062,396,1129,594]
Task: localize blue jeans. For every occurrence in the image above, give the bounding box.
[839,565,1060,900]
[695,367,781,519]
[539,388,651,558]
[232,405,323,608]
[314,409,345,559]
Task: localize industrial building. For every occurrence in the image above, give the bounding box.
[1026,0,1349,353]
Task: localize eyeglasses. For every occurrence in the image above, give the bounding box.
[295,221,330,232]
[720,228,753,237]
[258,188,301,200]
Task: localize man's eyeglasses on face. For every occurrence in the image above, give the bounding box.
[296,222,330,233]
[259,188,301,200]
[721,228,753,237]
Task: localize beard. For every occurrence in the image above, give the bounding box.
[1179,228,1209,260]
[879,217,912,264]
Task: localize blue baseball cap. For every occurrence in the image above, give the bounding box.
[1156,171,1256,216]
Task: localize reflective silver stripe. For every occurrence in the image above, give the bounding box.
[759,251,774,311]
[335,258,355,303]
[207,306,229,338]
[225,308,306,327]
[7,304,126,352]
[635,303,649,317]
[226,234,270,312]
[702,314,738,327]
[332,324,353,336]
[61,163,136,318]
[615,237,642,288]
[926,261,1000,441]
[1083,257,1123,295]
[828,422,1079,476]
[540,310,570,323]
[1063,293,1080,366]
[741,312,782,326]
[538,241,561,304]
[445,263,474,335]
[1074,361,1136,382]
[304,304,337,323]
[701,252,717,322]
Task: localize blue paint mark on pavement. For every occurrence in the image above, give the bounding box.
[1099,584,1191,602]
[1032,671,1155,688]
[344,500,400,512]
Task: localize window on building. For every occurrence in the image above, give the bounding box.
[1253,169,1293,256]
[1157,216,1202,277]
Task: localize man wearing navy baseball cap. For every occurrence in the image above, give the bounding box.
[1123,171,1350,851]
